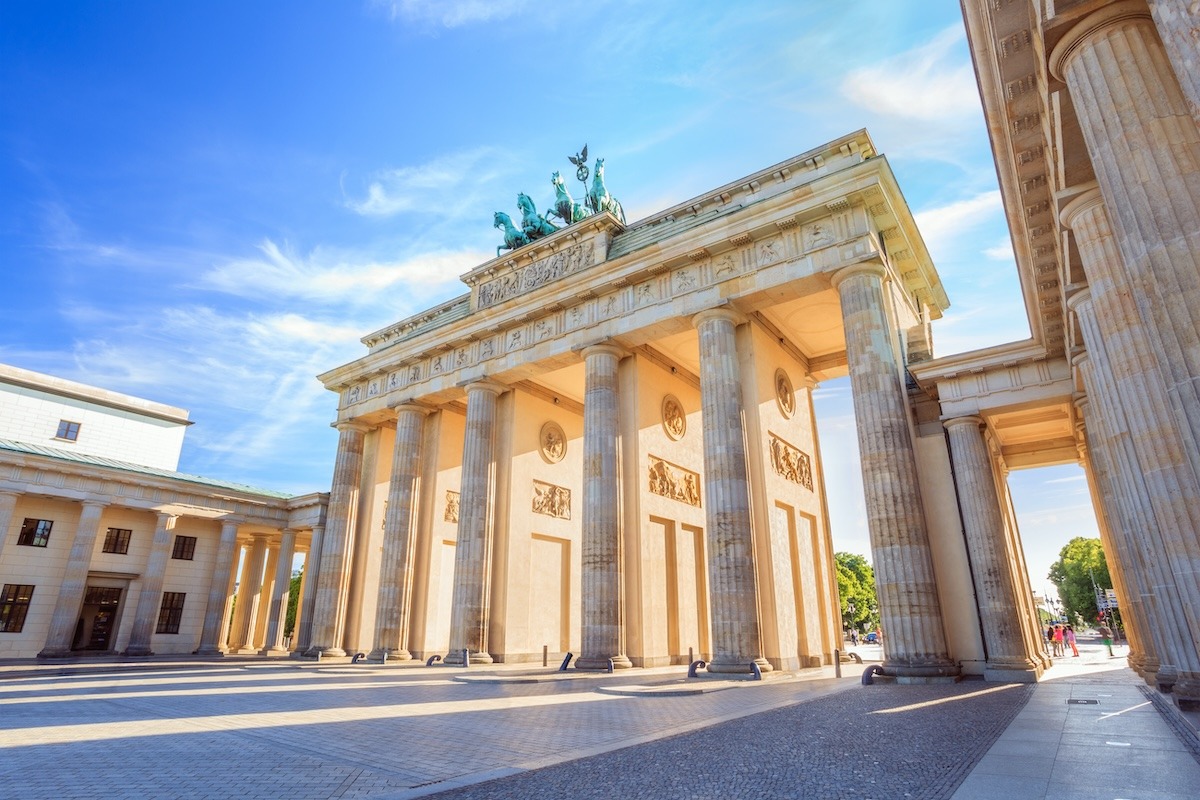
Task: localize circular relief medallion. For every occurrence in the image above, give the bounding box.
[661,395,686,440]
[775,368,796,419]
[539,421,567,463]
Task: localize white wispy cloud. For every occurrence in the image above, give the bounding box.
[840,26,980,123]
[344,147,510,221]
[372,0,530,28]
[198,239,484,305]
[983,239,1015,261]
[914,190,1003,261]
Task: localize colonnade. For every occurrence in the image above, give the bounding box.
[1040,0,1200,709]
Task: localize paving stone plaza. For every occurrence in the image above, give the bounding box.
[3,639,1199,799]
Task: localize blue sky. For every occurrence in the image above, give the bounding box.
[0,0,1098,591]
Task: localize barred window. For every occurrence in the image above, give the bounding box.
[102,528,132,555]
[156,592,186,634]
[55,420,81,441]
[18,518,53,548]
[0,584,35,633]
[171,535,196,560]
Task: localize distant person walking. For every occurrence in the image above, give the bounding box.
[1098,623,1114,657]
[1065,625,1079,657]
[1052,625,1065,657]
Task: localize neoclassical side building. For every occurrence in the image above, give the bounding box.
[302,0,1200,709]
[0,364,327,659]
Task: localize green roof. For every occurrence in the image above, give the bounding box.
[0,438,294,500]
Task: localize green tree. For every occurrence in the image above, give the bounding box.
[284,566,303,638]
[1048,537,1111,623]
[835,552,878,633]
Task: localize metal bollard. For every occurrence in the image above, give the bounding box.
[835,648,842,678]
[750,661,762,681]
[316,650,322,663]
[382,651,388,665]
[425,654,442,666]
[543,645,548,668]
[462,648,469,668]
[688,659,706,678]
[559,652,574,671]
[606,658,614,674]
[689,647,694,665]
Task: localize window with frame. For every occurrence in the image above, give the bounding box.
[102,527,132,555]
[17,518,53,548]
[55,420,81,441]
[156,591,185,634]
[171,535,197,560]
[0,584,35,633]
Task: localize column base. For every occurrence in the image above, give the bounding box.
[193,645,228,656]
[882,660,961,681]
[37,647,73,660]
[706,656,773,675]
[123,647,154,657]
[575,654,633,671]
[1170,674,1200,710]
[444,649,493,666]
[303,646,347,658]
[259,646,290,656]
[1156,664,1180,694]
[983,661,1042,683]
[368,648,412,662]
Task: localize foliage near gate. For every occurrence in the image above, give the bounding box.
[1048,537,1111,623]
[836,552,878,632]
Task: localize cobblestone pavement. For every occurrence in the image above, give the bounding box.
[2,643,1194,800]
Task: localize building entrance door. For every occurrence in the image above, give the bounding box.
[74,586,122,651]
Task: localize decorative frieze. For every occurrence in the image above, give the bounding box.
[647,456,701,507]
[532,480,571,519]
[768,432,814,491]
[477,243,590,309]
[444,490,460,523]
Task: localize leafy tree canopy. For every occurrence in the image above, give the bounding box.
[1047,537,1111,623]
[835,552,878,632]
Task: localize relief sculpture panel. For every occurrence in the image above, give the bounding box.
[477,244,589,308]
[768,432,814,491]
[648,456,701,507]
[532,480,571,519]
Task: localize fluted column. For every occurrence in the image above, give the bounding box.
[124,513,179,656]
[1148,0,1200,127]
[577,344,632,670]
[692,308,770,675]
[370,404,431,661]
[446,381,505,665]
[306,421,368,657]
[945,417,1040,681]
[1063,193,1200,703]
[196,518,240,655]
[832,262,956,678]
[39,500,108,658]
[262,528,297,654]
[294,524,324,654]
[231,533,268,654]
[1051,4,1200,491]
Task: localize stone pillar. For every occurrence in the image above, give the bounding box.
[832,262,956,679]
[39,500,108,658]
[124,512,179,656]
[0,491,18,538]
[1051,4,1200,490]
[196,518,240,655]
[692,307,770,675]
[306,422,368,657]
[231,533,269,654]
[1148,0,1200,127]
[370,404,430,661]
[1062,192,1200,703]
[262,528,297,654]
[294,524,324,654]
[576,344,632,670]
[944,417,1040,682]
[446,381,505,665]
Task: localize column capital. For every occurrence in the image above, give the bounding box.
[388,401,433,418]
[1059,183,1104,230]
[943,415,985,432]
[579,342,627,361]
[1049,1,1153,82]
[156,512,179,527]
[462,379,507,396]
[331,419,371,434]
[830,260,887,292]
[691,305,745,329]
[79,499,109,511]
[1064,286,1094,313]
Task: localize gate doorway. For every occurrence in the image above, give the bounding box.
[73,586,123,652]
